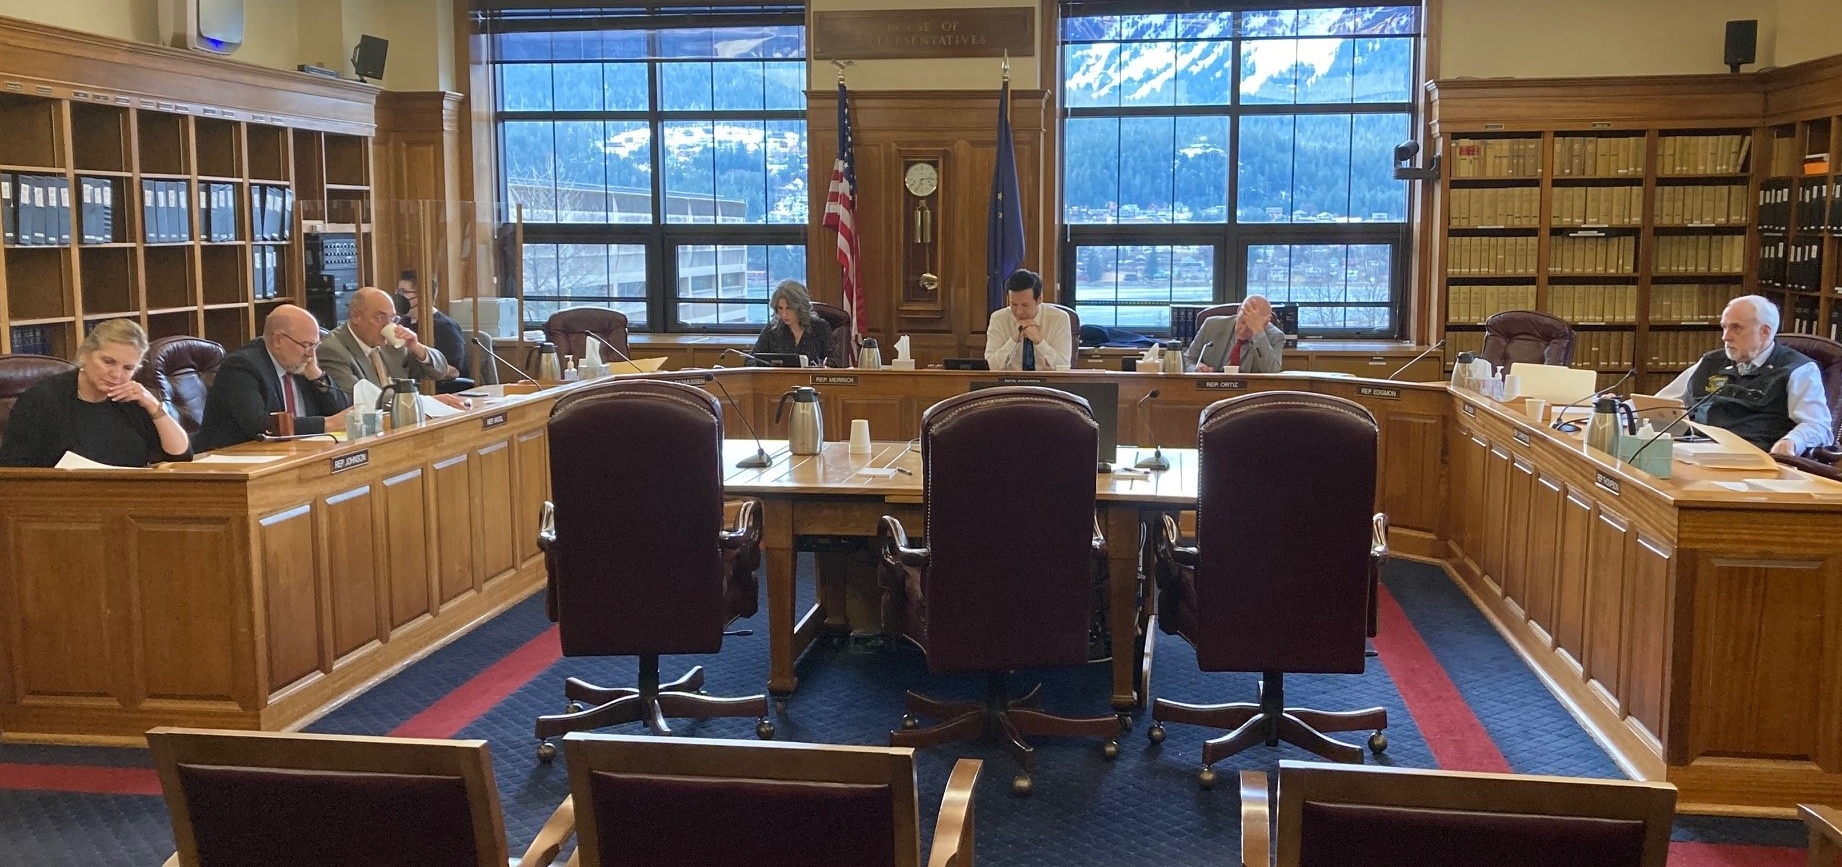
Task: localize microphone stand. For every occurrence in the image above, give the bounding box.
[1132,389,1169,470]
[1386,339,1446,381]
[1549,368,1636,432]
[581,330,633,370]
[1623,385,1733,463]
[471,335,539,384]
[702,373,774,469]
[721,347,773,367]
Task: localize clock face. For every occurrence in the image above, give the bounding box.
[904,162,939,197]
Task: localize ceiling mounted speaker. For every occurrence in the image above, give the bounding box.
[159,0,243,54]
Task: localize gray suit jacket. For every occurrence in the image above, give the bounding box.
[1184,317,1285,373]
[317,324,449,396]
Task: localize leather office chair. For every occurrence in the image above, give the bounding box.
[879,386,1124,794]
[1803,803,1842,867]
[146,726,573,867]
[542,307,630,364]
[1482,310,1574,369]
[1049,302,1081,354]
[1148,391,1388,785]
[1776,332,1842,463]
[0,353,77,440]
[559,732,980,867]
[1196,303,1241,325]
[812,300,853,368]
[135,336,224,436]
[1238,760,1676,867]
[534,379,770,759]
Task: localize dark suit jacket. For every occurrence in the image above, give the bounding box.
[194,340,352,452]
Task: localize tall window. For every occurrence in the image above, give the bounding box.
[1061,4,1419,336]
[484,4,808,331]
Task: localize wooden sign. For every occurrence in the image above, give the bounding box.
[1197,379,1248,391]
[1357,385,1401,400]
[812,374,859,386]
[812,8,1034,60]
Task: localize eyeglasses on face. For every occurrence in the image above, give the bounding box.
[278,332,322,352]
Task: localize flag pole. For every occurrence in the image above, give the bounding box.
[831,58,853,85]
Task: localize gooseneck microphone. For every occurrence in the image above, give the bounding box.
[1386,339,1446,381]
[1549,368,1637,432]
[1133,389,1170,470]
[703,373,774,469]
[581,330,632,364]
[720,347,772,368]
[471,335,539,384]
[1624,384,1738,463]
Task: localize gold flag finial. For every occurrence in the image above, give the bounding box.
[831,59,854,85]
[1001,51,1010,84]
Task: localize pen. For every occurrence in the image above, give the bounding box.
[894,466,913,475]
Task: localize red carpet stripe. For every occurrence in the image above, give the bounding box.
[0,763,161,796]
[1370,584,1512,773]
[390,625,561,739]
[1666,842,1806,866]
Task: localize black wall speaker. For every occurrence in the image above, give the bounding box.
[352,34,389,82]
[1725,20,1757,72]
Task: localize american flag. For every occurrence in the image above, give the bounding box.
[822,82,861,348]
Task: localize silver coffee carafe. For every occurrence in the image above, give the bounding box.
[775,386,824,455]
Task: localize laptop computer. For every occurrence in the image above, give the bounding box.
[943,358,990,370]
[751,352,807,368]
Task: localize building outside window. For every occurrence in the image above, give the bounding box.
[483,3,808,332]
[1061,4,1420,337]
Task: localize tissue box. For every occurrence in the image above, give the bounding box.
[447,297,520,339]
[1617,433,1673,479]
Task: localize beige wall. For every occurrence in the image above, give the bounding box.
[1440,0,1780,78]
[1775,0,1842,67]
[807,0,1041,91]
[0,0,450,90]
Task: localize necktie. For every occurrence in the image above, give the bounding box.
[369,347,391,384]
[281,375,299,417]
[1022,338,1036,371]
[1736,362,1755,376]
[1228,339,1246,366]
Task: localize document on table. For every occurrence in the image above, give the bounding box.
[192,454,286,465]
[54,451,135,469]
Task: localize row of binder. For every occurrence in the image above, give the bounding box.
[142,180,193,244]
[3,173,74,246]
[251,184,294,242]
[254,245,284,299]
[199,182,241,243]
[9,324,54,356]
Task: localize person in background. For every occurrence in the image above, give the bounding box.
[984,268,1072,371]
[1655,294,1832,456]
[318,287,455,403]
[0,318,191,467]
[194,304,351,451]
[752,279,833,366]
[1186,294,1285,374]
[395,269,470,391]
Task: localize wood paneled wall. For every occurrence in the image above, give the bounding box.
[374,90,468,305]
[805,88,1050,360]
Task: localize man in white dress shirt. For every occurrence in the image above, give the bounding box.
[983,269,1072,372]
[1654,294,1833,456]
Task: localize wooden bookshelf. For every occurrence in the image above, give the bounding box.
[0,16,379,357]
[1429,58,1842,394]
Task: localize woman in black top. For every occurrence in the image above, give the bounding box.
[0,318,192,467]
[751,279,832,367]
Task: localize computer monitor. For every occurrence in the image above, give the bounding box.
[969,380,1119,471]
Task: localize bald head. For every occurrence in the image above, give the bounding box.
[346,286,399,347]
[263,304,322,375]
[1241,294,1273,318]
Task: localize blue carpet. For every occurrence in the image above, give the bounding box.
[0,555,1808,865]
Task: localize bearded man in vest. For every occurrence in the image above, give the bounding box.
[1655,294,1834,456]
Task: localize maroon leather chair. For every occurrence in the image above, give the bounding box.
[812,301,853,368]
[534,379,770,759]
[1048,302,1081,354]
[0,353,77,440]
[879,386,1122,794]
[560,733,981,867]
[1482,310,1574,369]
[1197,303,1241,325]
[135,335,224,436]
[146,726,574,867]
[542,307,630,364]
[1239,760,1675,867]
[1776,332,1842,464]
[1149,391,1389,786]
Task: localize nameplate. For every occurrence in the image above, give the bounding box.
[482,412,508,430]
[1462,403,1477,417]
[1513,429,1532,446]
[661,375,713,386]
[812,7,1034,60]
[995,376,1047,385]
[1357,385,1401,401]
[1197,379,1248,391]
[330,450,370,474]
[1595,471,1621,496]
[811,374,858,386]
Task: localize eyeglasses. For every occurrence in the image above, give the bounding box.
[364,310,401,325]
[277,332,322,352]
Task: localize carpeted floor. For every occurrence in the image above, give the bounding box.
[0,557,1810,866]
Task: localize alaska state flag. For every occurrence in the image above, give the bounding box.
[986,79,1025,314]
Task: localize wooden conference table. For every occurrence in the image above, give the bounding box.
[720,438,1197,714]
[2,365,1839,816]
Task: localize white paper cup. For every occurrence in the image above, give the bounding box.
[849,419,872,454]
[1524,398,1547,423]
[1224,365,1240,375]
